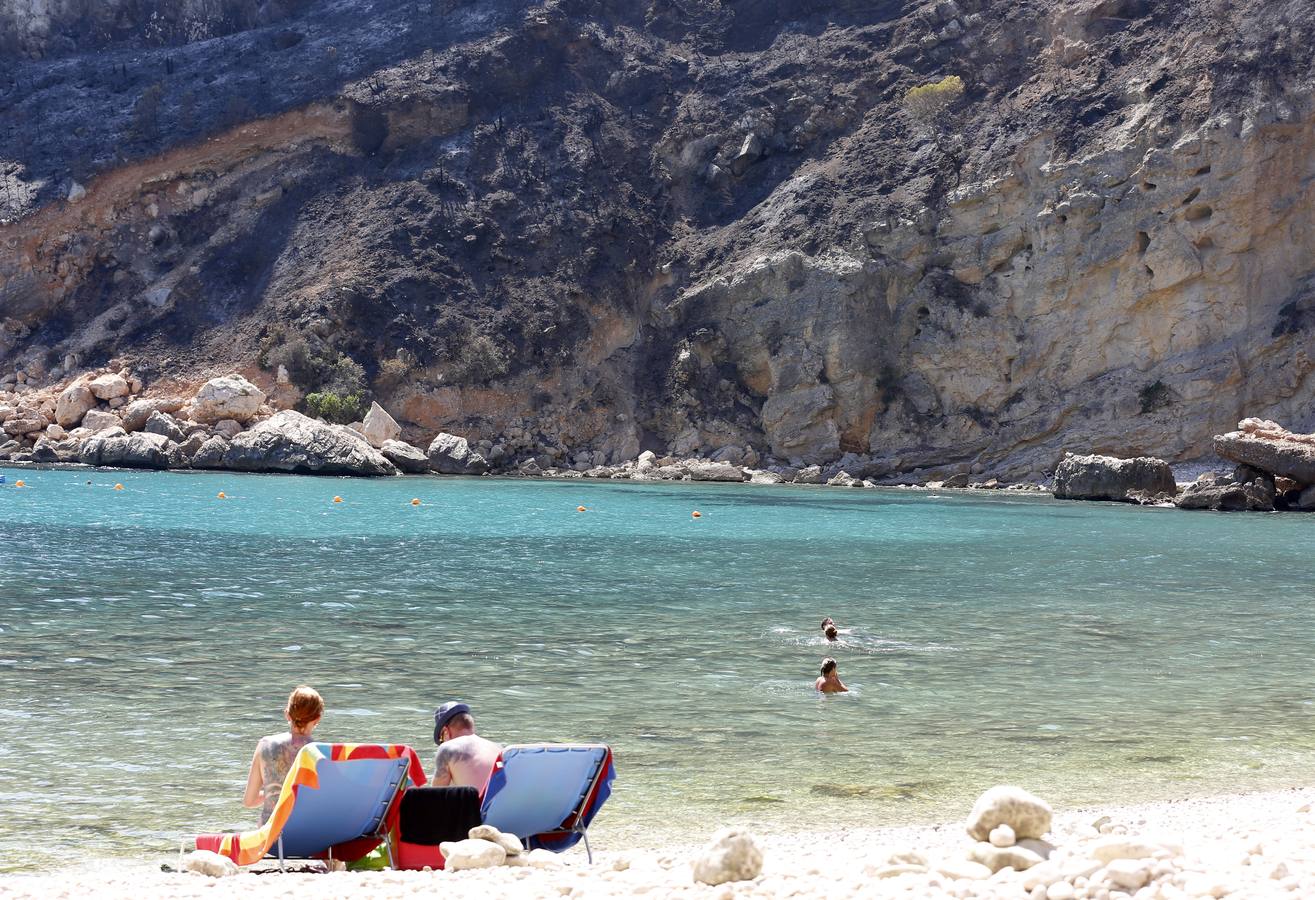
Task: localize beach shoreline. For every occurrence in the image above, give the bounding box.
[5,785,1313,899]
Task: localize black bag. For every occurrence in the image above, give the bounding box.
[398,785,483,845]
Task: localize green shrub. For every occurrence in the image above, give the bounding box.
[903,75,965,129]
[304,391,366,424]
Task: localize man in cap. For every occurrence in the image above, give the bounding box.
[432,700,503,788]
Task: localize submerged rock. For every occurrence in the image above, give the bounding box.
[691,827,763,885]
[222,410,398,476]
[1052,453,1176,502]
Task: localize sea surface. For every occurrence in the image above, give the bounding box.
[1,465,1313,869]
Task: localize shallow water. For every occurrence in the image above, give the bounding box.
[1,466,1313,868]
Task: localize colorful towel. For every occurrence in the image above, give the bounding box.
[196,742,427,866]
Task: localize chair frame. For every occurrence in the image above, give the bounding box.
[271,757,408,871]
[488,743,612,864]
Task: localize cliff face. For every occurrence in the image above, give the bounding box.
[2,0,1314,478]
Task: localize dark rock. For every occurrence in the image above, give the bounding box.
[1175,476,1275,511]
[1053,453,1176,502]
[427,432,489,475]
[79,428,176,468]
[941,473,971,488]
[190,435,230,469]
[221,410,398,476]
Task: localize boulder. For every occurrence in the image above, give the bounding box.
[45,423,66,440]
[685,460,747,482]
[1052,453,1176,502]
[428,432,490,475]
[749,470,784,484]
[793,464,825,484]
[438,838,505,871]
[88,372,130,400]
[2,411,47,436]
[989,824,1017,847]
[966,785,1052,842]
[941,473,972,488]
[468,824,523,856]
[710,445,746,466]
[55,383,97,427]
[692,828,763,886]
[189,374,266,424]
[181,849,239,878]
[143,411,187,444]
[1174,473,1274,511]
[1296,484,1315,511]
[80,429,175,468]
[120,397,185,432]
[190,435,231,469]
[361,402,402,448]
[1214,418,1315,484]
[524,848,564,869]
[636,450,657,472]
[214,419,243,439]
[380,439,430,474]
[81,409,121,432]
[519,459,543,476]
[826,471,863,487]
[222,410,398,476]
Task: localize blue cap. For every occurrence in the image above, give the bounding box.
[433,701,470,744]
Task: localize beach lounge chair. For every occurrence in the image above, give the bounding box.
[480,743,615,863]
[195,742,426,868]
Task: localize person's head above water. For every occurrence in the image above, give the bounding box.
[285,685,323,733]
[824,624,839,641]
[821,617,834,631]
[433,700,476,744]
[820,657,838,676]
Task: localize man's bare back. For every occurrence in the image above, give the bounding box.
[433,733,503,788]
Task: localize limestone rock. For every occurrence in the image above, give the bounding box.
[362,402,402,448]
[468,824,523,856]
[55,383,97,427]
[381,439,430,473]
[190,435,231,469]
[1102,857,1152,891]
[685,460,747,482]
[941,473,972,488]
[1090,838,1165,864]
[936,859,992,881]
[88,373,130,400]
[1296,484,1315,511]
[989,824,1017,847]
[1053,453,1176,502]
[80,429,175,468]
[969,840,1044,873]
[749,470,783,484]
[826,471,862,487]
[81,409,121,432]
[181,849,239,878]
[525,848,564,869]
[143,411,187,444]
[117,397,186,432]
[222,410,398,476]
[691,827,763,885]
[794,465,824,484]
[189,375,266,424]
[438,838,506,871]
[2,411,47,436]
[1175,475,1274,511]
[428,432,490,475]
[1214,419,1315,485]
[214,419,243,439]
[966,785,1053,842]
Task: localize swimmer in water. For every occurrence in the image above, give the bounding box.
[815,657,848,693]
[824,624,839,642]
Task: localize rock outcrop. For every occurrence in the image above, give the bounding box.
[380,439,429,474]
[221,410,397,476]
[1053,454,1177,503]
[79,428,177,468]
[361,402,402,449]
[1214,419,1315,486]
[1175,471,1275,512]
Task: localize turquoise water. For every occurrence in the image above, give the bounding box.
[1,465,1314,869]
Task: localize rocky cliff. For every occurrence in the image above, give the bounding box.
[2,0,1314,479]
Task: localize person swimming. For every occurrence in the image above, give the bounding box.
[824,624,839,642]
[815,657,849,693]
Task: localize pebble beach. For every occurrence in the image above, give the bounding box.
[5,787,1315,900]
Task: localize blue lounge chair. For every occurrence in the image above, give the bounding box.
[196,743,424,868]
[480,743,615,863]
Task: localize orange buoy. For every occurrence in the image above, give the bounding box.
[217,491,227,499]
[113,483,124,491]
[692,510,702,518]
[411,498,421,506]
[577,505,587,512]
[333,495,344,504]
[14,480,25,487]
